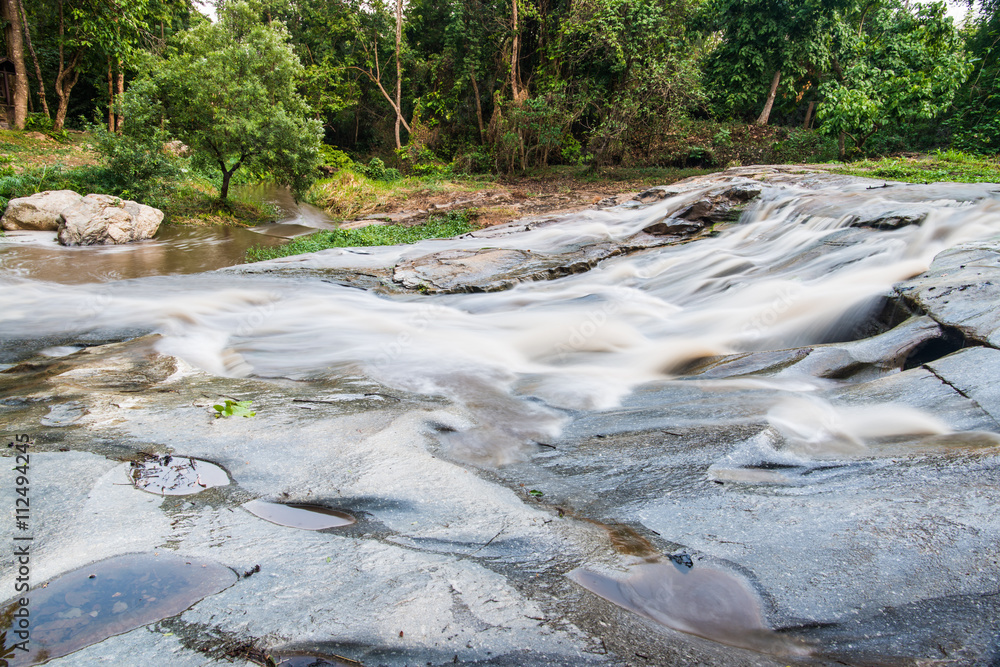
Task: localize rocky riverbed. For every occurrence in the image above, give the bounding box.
[2,166,1000,666]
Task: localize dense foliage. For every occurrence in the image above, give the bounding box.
[0,0,996,185]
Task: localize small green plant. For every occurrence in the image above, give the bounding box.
[213,399,256,418]
[528,489,544,498]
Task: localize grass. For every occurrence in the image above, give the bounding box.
[0,128,97,171]
[0,164,120,210]
[306,171,493,219]
[162,179,282,226]
[245,210,475,262]
[832,149,1000,184]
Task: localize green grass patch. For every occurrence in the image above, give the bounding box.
[163,180,282,226]
[306,171,493,219]
[246,211,475,262]
[833,150,1000,184]
[574,165,719,185]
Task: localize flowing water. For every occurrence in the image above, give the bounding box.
[4,176,1000,662]
[3,178,999,459]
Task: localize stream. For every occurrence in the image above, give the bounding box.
[2,168,1000,666]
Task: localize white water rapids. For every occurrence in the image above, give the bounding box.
[4,177,1000,462]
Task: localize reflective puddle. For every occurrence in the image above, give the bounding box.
[569,561,809,656]
[243,500,356,530]
[269,651,360,666]
[0,553,236,665]
[129,455,230,495]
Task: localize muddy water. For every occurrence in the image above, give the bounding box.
[0,225,286,283]
[0,185,339,283]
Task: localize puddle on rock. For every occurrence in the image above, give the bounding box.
[568,561,810,656]
[243,500,356,530]
[129,455,230,495]
[270,651,360,666]
[0,553,236,665]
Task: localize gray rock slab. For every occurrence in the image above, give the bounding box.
[927,346,1000,424]
[896,241,1000,346]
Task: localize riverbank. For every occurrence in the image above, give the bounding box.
[6,126,1000,240]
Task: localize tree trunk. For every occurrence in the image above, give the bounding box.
[838,131,846,159]
[53,1,81,131]
[755,69,781,126]
[221,169,234,200]
[802,100,815,129]
[2,0,29,129]
[470,70,485,143]
[510,0,525,104]
[219,158,242,200]
[394,0,403,149]
[16,0,47,117]
[115,63,124,133]
[107,57,115,133]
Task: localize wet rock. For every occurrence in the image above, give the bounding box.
[1,189,84,231]
[926,346,1000,425]
[392,246,622,293]
[896,241,1000,346]
[40,401,87,427]
[58,194,163,246]
[634,187,671,203]
[642,218,705,236]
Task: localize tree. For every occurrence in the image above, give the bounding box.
[816,1,969,156]
[2,0,28,128]
[949,0,1000,151]
[147,0,322,199]
[50,0,152,131]
[700,0,846,125]
[16,0,48,118]
[348,0,412,148]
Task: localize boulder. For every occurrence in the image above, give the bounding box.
[1,190,84,231]
[57,194,163,246]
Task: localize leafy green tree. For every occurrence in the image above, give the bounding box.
[146,0,322,199]
[700,0,845,124]
[556,0,704,164]
[47,0,152,130]
[949,0,1000,151]
[816,1,969,156]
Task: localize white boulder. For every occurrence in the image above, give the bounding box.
[57,194,164,246]
[1,190,85,231]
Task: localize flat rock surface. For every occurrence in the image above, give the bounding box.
[5,167,1000,666]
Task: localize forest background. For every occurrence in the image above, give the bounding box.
[2,0,1000,224]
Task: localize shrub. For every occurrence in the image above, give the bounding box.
[318,145,354,171]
